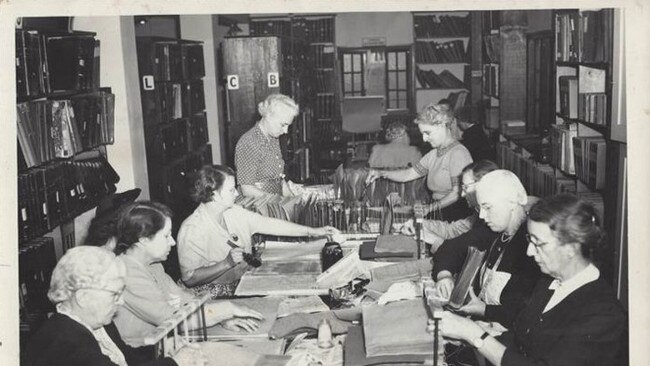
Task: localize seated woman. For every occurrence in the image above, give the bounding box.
[24,246,203,366]
[366,103,473,221]
[84,189,141,251]
[433,170,540,331]
[235,93,301,197]
[439,194,627,366]
[367,121,422,169]
[113,201,264,347]
[401,160,498,253]
[177,165,340,298]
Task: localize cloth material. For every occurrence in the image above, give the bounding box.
[367,143,422,169]
[501,275,627,366]
[412,141,472,200]
[177,202,260,282]
[422,212,477,247]
[24,313,176,366]
[544,263,599,312]
[114,257,194,347]
[235,123,284,195]
[461,124,495,162]
[268,311,353,339]
[434,224,540,328]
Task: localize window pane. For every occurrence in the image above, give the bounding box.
[398,91,407,101]
[343,54,351,72]
[344,73,352,93]
[388,72,397,89]
[388,52,397,70]
[397,52,406,69]
[353,55,361,72]
[398,72,407,89]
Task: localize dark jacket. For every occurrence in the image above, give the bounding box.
[461,124,494,162]
[502,276,628,366]
[24,313,177,366]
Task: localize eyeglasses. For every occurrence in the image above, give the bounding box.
[79,287,125,303]
[525,234,549,251]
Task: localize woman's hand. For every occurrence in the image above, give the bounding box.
[311,226,341,237]
[400,219,416,235]
[221,317,261,333]
[430,311,483,342]
[171,343,207,366]
[226,248,244,266]
[204,301,264,327]
[457,287,486,317]
[365,169,382,185]
[435,276,455,300]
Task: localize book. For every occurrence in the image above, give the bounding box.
[559,76,578,118]
[447,246,486,309]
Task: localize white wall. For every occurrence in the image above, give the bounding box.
[336,12,413,47]
[180,15,223,164]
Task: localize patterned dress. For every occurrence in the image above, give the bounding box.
[235,123,285,195]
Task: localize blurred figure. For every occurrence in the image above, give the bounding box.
[368,121,422,169]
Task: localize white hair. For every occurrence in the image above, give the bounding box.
[476,169,528,206]
[258,93,299,117]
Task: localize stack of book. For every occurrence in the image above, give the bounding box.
[415,66,466,89]
[572,136,607,190]
[555,10,612,62]
[415,40,467,63]
[414,14,470,37]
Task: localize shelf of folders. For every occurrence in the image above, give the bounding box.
[497,134,604,225]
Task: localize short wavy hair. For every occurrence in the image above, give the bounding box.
[414,103,455,127]
[188,165,236,203]
[476,169,528,207]
[258,93,299,118]
[48,246,126,304]
[385,121,408,142]
[528,194,605,259]
[114,201,173,255]
[461,160,499,181]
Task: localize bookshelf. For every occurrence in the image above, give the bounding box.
[15,26,118,347]
[480,11,501,130]
[412,12,471,111]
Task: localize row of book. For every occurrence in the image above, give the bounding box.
[446,90,470,110]
[415,67,467,89]
[249,17,335,43]
[555,10,613,63]
[311,44,336,69]
[315,69,336,93]
[151,112,208,166]
[18,156,119,243]
[286,147,311,183]
[549,123,578,175]
[315,94,337,119]
[16,29,99,99]
[19,236,56,340]
[415,40,468,63]
[17,91,116,169]
[483,34,501,64]
[149,79,205,126]
[496,141,576,199]
[573,136,607,190]
[482,63,499,97]
[558,72,607,125]
[149,41,205,82]
[413,14,470,37]
[288,111,312,152]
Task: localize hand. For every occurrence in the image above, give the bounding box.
[312,226,341,236]
[221,317,261,333]
[224,302,265,320]
[428,311,483,342]
[226,248,244,266]
[435,276,455,301]
[172,343,206,366]
[400,219,415,235]
[457,287,486,317]
[365,169,382,185]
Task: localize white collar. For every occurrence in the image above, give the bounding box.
[548,263,599,291]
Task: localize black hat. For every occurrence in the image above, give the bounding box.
[94,188,141,223]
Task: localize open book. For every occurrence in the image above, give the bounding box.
[446,246,486,310]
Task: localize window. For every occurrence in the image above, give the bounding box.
[340,47,411,111]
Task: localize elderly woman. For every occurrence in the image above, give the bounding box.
[368,121,422,169]
[177,165,340,297]
[366,103,473,221]
[438,194,627,366]
[433,170,539,330]
[235,93,300,197]
[401,160,499,252]
[112,201,264,347]
[24,246,203,366]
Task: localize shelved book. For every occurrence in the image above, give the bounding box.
[549,123,578,175]
[413,14,470,37]
[572,136,607,190]
[483,34,501,64]
[555,10,613,63]
[496,142,560,198]
[483,63,499,96]
[559,76,578,118]
[415,66,466,89]
[415,40,468,63]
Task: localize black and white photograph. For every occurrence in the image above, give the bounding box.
[1,0,648,365]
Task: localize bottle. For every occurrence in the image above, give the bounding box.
[317,318,334,349]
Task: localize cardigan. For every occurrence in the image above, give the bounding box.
[502,276,627,366]
[433,224,539,328]
[23,313,176,366]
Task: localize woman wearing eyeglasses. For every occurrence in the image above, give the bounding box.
[24,246,204,366]
[235,93,302,197]
[112,201,264,348]
[438,194,627,366]
[433,170,540,332]
[366,102,473,221]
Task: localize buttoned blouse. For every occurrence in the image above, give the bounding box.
[412,141,472,200]
[235,123,284,195]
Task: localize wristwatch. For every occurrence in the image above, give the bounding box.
[472,332,490,349]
